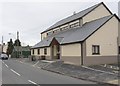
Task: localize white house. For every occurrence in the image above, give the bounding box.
[31,2,120,65]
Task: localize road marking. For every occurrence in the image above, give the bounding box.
[28,80,37,85]
[16,59,42,70]
[37,67,41,69]
[110,66,113,68]
[82,66,116,75]
[20,61,23,63]
[41,60,54,63]
[4,64,8,68]
[10,69,21,76]
[33,61,39,67]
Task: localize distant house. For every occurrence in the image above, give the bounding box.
[12,46,31,58]
[0,43,8,54]
[31,2,120,65]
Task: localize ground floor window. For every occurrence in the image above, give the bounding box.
[118,46,120,54]
[32,49,34,55]
[44,48,47,55]
[92,45,100,55]
[37,49,40,55]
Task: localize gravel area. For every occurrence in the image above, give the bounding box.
[89,65,118,73]
[42,61,119,85]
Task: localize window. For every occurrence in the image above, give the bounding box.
[70,22,79,28]
[62,26,69,30]
[118,46,120,54]
[19,52,21,55]
[47,33,48,36]
[47,31,53,36]
[92,45,100,55]
[32,49,34,55]
[74,22,79,27]
[37,49,40,55]
[70,24,74,28]
[54,29,60,33]
[44,48,47,55]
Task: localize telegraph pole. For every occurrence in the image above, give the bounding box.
[17,31,19,58]
[17,31,19,40]
[1,36,3,53]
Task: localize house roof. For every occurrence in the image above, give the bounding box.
[31,37,54,48]
[41,2,112,33]
[32,14,114,49]
[61,15,113,44]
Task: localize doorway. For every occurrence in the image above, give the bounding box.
[50,38,60,59]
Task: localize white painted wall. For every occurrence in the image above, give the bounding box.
[41,33,47,40]
[83,4,111,24]
[86,16,118,56]
[61,43,81,56]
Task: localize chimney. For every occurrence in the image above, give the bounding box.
[73,11,76,15]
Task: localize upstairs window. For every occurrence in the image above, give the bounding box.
[47,31,53,36]
[74,22,79,27]
[70,22,79,28]
[54,29,60,33]
[92,45,100,55]
[60,26,69,31]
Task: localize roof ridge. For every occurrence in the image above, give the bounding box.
[42,2,104,33]
[84,14,113,24]
[55,2,102,22]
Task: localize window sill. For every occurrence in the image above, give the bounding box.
[92,53,100,55]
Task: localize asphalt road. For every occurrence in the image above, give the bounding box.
[2,59,95,85]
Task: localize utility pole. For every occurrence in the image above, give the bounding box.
[17,31,20,58]
[17,31,19,40]
[1,36,3,53]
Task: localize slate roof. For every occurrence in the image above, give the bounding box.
[32,37,53,48]
[31,15,114,49]
[61,15,113,44]
[42,2,111,33]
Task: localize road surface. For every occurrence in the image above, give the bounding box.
[2,59,95,85]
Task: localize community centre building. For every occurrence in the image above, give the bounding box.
[31,2,120,65]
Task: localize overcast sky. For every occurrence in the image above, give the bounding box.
[0,0,119,46]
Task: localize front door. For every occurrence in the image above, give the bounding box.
[50,38,60,59]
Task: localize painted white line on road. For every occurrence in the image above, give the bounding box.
[37,67,41,69]
[28,80,37,85]
[82,66,116,75]
[33,61,39,67]
[20,61,23,63]
[10,69,21,76]
[4,64,8,68]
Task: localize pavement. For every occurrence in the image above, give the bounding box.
[0,60,2,86]
[2,59,96,85]
[107,80,119,85]
[41,61,119,85]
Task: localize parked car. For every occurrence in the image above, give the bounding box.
[0,54,8,60]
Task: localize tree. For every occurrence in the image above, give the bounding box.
[6,39,14,56]
[14,39,21,46]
